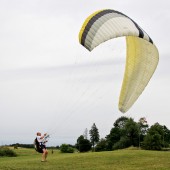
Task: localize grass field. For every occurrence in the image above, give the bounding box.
[0,148,170,170]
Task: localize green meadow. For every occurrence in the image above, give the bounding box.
[0,148,170,170]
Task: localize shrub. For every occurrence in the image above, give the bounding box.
[0,147,17,157]
[142,133,162,150]
[60,144,74,153]
[66,147,74,153]
[95,138,107,152]
[112,136,131,150]
[76,136,91,152]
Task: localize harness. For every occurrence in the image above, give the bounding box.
[34,138,43,153]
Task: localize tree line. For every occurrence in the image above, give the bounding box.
[75,116,170,152]
[8,116,170,153]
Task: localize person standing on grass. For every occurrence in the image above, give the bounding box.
[36,132,48,162]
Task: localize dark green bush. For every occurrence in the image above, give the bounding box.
[0,147,17,157]
[76,136,92,152]
[142,133,162,150]
[112,136,131,150]
[95,139,107,152]
[66,147,74,153]
[60,144,74,153]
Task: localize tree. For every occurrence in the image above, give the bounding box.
[112,136,131,150]
[83,128,88,139]
[95,138,107,152]
[106,117,128,150]
[142,133,162,150]
[125,118,139,147]
[163,125,170,147]
[76,135,91,152]
[105,127,121,150]
[106,116,132,150]
[138,117,149,147]
[142,123,166,150]
[89,123,100,151]
[106,117,140,150]
[114,116,129,129]
[113,116,129,139]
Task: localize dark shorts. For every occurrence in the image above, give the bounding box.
[40,144,46,150]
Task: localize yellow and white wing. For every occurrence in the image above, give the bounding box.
[79,9,159,113]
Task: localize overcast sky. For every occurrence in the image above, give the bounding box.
[0,0,170,146]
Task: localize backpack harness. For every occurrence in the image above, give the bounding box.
[34,138,43,153]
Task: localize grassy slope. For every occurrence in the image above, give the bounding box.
[0,148,170,170]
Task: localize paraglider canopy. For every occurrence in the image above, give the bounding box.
[79,9,159,113]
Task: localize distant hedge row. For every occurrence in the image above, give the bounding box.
[10,143,34,148]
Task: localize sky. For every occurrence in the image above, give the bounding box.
[0,0,170,146]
